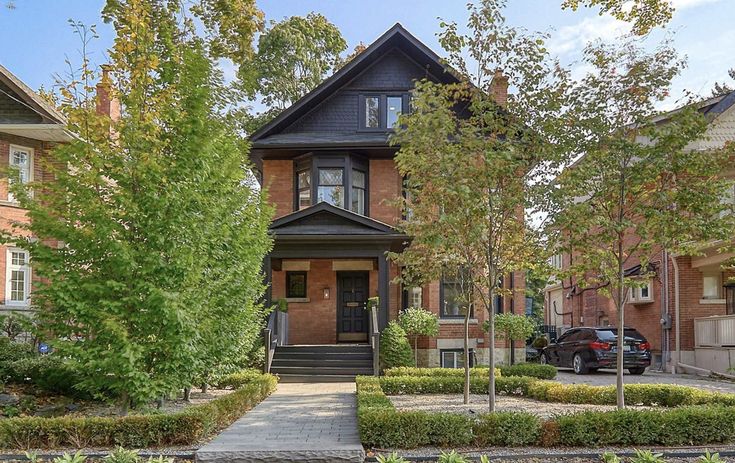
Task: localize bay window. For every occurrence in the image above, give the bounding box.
[293,154,368,215]
[297,170,311,210]
[317,168,345,208]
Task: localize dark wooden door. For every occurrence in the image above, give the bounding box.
[337,272,369,342]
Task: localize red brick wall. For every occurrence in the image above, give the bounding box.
[369,159,401,226]
[262,159,293,219]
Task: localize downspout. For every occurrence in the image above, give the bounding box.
[670,253,680,374]
[661,249,669,372]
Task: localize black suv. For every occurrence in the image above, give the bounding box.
[540,327,651,375]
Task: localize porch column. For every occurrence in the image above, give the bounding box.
[378,252,389,330]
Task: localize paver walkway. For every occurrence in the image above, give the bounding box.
[196,382,365,463]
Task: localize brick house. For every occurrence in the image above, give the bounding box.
[251,24,526,380]
[544,91,735,374]
[0,64,70,323]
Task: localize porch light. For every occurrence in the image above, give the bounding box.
[323,287,331,300]
[725,282,735,315]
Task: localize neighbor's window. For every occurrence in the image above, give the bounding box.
[351,170,366,215]
[364,96,380,128]
[317,168,345,208]
[286,271,307,298]
[703,272,722,300]
[297,170,311,210]
[440,349,474,368]
[403,286,423,309]
[6,248,30,305]
[8,145,32,202]
[387,96,403,128]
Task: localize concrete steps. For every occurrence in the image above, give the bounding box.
[271,344,374,382]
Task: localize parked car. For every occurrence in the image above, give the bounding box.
[540,326,651,375]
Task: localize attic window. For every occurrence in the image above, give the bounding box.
[359,94,408,130]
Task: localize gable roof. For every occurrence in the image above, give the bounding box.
[270,202,403,237]
[0,64,66,125]
[250,23,459,144]
[652,89,735,124]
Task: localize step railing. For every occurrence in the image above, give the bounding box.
[368,303,380,376]
[263,309,288,373]
[695,314,735,348]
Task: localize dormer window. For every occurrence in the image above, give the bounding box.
[294,154,369,215]
[359,94,408,130]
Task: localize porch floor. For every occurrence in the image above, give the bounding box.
[196,382,364,463]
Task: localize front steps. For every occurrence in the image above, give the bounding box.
[270,344,374,382]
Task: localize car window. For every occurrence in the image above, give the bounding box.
[596,328,645,341]
[557,329,576,343]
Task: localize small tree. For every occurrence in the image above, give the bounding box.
[379,322,415,370]
[490,313,535,365]
[398,307,439,366]
[551,38,735,408]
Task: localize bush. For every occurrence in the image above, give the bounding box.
[473,412,541,446]
[0,373,277,449]
[380,375,537,396]
[379,322,414,370]
[384,367,501,378]
[3,356,84,398]
[498,363,557,380]
[213,369,264,389]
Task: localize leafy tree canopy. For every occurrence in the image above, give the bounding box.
[561,0,673,35]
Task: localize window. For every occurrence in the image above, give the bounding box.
[317,168,345,208]
[403,286,423,309]
[8,145,32,202]
[629,279,653,303]
[550,254,563,270]
[441,349,474,368]
[286,271,307,298]
[297,170,311,210]
[387,96,403,128]
[360,94,408,130]
[441,273,472,318]
[351,170,366,215]
[364,96,380,128]
[703,272,722,300]
[6,248,30,306]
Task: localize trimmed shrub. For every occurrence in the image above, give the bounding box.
[213,369,263,389]
[379,375,536,396]
[4,356,83,398]
[473,411,541,446]
[498,363,557,380]
[0,373,277,450]
[384,367,501,378]
[379,322,414,370]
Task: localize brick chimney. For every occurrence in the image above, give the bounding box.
[96,65,120,121]
[489,70,509,107]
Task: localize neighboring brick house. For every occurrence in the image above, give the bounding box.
[0,64,71,322]
[251,24,526,378]
[544,91,735,374]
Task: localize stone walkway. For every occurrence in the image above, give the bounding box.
[196,382,365,463]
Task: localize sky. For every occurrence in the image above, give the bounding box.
[0,0,733,110]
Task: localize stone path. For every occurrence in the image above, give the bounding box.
[196,382,365,463]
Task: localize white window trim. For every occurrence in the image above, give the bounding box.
[5,247,31,307]
[629,279,654,304]
[702,272,723,300]
[8,144,34,203]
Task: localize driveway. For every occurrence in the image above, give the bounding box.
[555,368,735,394]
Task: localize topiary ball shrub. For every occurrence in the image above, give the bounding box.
[380,322,414,370]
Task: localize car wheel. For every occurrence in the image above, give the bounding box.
[573,353,589,374]
[540,353,548,365]
[628,367,646,375]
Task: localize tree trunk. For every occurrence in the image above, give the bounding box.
[120,391,130,416]
[488,288,496,412]
[616,269,626,409]
[414,336,419,366]
[201,383,209,394]
[183,387,192,403]
[463,308,470,404]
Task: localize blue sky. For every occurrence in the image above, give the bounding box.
[0,0,733,109]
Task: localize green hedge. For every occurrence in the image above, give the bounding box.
[357,376,735,449]
[213,369,264,389]
[384,364,556,380]
[379,374,735,407]
[0,374,277,450]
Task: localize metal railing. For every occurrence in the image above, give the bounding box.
[694,314,735,348]
[368,305,380,376]
[263,310,288,373]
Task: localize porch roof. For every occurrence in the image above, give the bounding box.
[270,202,406,238]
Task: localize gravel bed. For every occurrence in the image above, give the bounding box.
[388,394,650,418]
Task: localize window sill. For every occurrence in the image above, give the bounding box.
[699,299,726,305]
[286,297,310,303]
[0,199,23,208]
[440,318,478,325]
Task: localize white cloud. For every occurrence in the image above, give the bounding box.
[547,15,631,57]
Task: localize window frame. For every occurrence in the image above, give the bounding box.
[702,272,723,300]
[629,279,654,304]
[8,144,33,203]
[286,271,308,299]
[440,349,475,369]
[440,272,473,319]
[358,94,410,131]
[5,247,30,306]
[292,154,369,215]
[350,169,366,215]
[296,169,312,211]
[402,285,423,310]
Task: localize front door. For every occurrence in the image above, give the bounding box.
[337,271,369,342]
